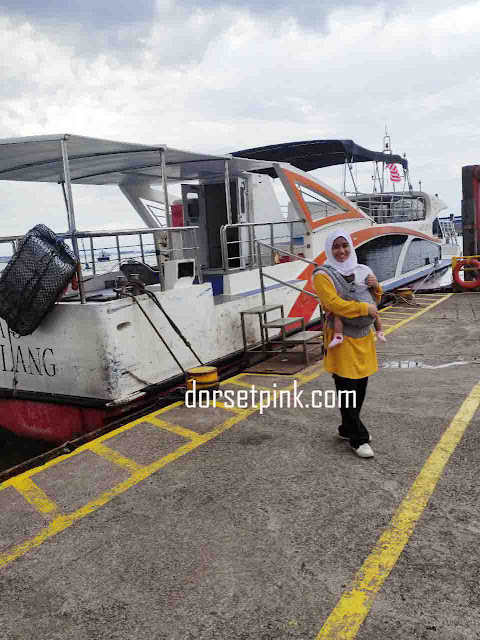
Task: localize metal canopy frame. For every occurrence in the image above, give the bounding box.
[0,134,275,303]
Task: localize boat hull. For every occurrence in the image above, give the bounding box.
[0,397,107,443]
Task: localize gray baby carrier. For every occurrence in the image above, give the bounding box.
[313,264,375,338]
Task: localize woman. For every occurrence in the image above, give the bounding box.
[313,228,382,458]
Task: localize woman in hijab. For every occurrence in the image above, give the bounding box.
[312,229,383,458]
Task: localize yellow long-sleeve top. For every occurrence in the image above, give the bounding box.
[313,272,382,379]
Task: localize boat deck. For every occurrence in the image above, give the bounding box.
[2,292,480,640]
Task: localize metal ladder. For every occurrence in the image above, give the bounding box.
[240,242,323,365]
[439,220,458,246]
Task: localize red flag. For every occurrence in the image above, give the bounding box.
[386,163,401,183]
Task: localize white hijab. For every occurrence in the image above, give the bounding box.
[324,228,358,276]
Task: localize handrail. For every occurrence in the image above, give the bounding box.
[220,219,304,273]
[0,225,198,243]
[0,225,202,292]
[255,240,319,306]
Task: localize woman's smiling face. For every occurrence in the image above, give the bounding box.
[332,237,351,262]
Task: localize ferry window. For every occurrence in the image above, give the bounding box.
[356,235,407,282]
[294,182,348,220]
[392,197,426,222]
[401,238,441,274]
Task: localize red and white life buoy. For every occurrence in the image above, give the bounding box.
[453,258,480,289]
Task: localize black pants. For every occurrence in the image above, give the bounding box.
[332,375,370,448]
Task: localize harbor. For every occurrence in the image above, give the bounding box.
[0,128,479,640]
[3,1,480,636]
[1,291,480,639]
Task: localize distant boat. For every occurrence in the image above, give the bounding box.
[97,249,110,262]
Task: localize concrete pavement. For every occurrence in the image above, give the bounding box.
[1,292,480,640]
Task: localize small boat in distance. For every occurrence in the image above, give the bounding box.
[97,249,110,262]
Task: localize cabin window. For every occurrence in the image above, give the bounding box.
[294,182,348,220]
[392,197,425,222]
[356,235,407,282]
[353,195,426,223]
[401,238,441,274]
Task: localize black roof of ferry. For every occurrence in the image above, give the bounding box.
[231,139,408,177]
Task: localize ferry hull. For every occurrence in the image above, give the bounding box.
[0,398,107,443]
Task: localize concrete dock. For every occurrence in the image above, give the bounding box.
[1,292,480,640]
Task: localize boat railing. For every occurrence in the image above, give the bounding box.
[219,220,302,274]
[255,241,319,306]
[0,225,202,292]
[348,193,427,223]
[438,220,459,247]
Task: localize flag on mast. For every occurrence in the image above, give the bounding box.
[386,163,401,183]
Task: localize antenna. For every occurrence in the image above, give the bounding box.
[381,126,392,192]
[383,126,391,153]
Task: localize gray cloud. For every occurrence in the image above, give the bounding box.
[0,0,156,28]
[0,0,406,60]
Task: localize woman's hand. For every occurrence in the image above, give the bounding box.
[366,274,379,289]
[368,304,379,319]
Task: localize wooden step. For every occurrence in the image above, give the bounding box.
[261,317,304,329]
[272,330,323,344]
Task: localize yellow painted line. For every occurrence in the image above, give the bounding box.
[316,377,480,639]
[10,477,60,516]
[0,409,254,571]
[0,402,187,490]
[0,292,450,571]
[227,378,294,392]
[227,372,297,379]
[384,294,452,337]
[222,373,249,383]
[88,442,144,474]
[148,416,202,441]
[296,365,325,384]
[380,310,418,316]
[208,400,258,414]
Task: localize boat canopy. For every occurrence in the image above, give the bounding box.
[232,139,408,177]
[0,134,273,185]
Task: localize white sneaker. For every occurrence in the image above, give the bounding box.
[352,443,374,458]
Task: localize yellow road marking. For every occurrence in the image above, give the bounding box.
[10,477,60,516]
[316,378,480,639]
[208,400,257,414]
[380,310,418,315]
[148,416,202,441]
[296,365,325,384]
[227,378,297,392]
[383,294,452,336]
[0,408,254,571]
[88,442,144,474]
[0,292,452,573]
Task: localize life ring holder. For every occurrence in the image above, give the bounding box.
[453,258,480,290]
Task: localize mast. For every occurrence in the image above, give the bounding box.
[382,125,392,193]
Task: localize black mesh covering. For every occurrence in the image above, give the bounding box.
[0,224,77,336]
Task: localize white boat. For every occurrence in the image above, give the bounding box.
[0,134,459,443]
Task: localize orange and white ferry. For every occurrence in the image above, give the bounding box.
[0,134,458,443]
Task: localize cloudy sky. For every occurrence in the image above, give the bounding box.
[0,0,479,240]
